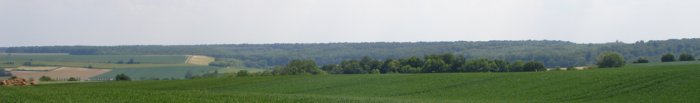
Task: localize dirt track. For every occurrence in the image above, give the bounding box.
[10,67,111,80]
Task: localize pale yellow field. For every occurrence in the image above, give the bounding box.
[186,55,215,65]
[5,66,58,70]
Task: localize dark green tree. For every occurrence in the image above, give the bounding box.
[679,52,695,61]
[87,65,93,68]
[68,77,78,81]
[523,61,546,72]
[117,60,124,64]
[596,52,625,68]
[127,58,135,64]
[39,75,54,81]
[115,73,131,81]
[566,65,576,71]
[236,70,250,77]
[661,53,675,62]
[510,60,525,72]
[633,57,649,63]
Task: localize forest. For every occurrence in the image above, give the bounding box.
[4,38,700,68]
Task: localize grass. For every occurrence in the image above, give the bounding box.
[4,66,58,70]
[212,67,266,73]
[0,53,69,55]
[89,66,224,80]
[0,55,187,64]
[1,63,699,102]
[628,60,700,67]
[0,60,198,69]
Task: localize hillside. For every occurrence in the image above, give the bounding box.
[5,38,700,68]
[1,63,698,102]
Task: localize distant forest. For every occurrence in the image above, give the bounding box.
[4,38,700,68]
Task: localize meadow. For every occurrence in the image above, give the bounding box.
[1,62,699,102]
[89,66,224,80]
[0,55,187,64]
[213,67,267,73]
[0,60,198,69]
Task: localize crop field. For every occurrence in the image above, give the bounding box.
[2,63,699,102]
[212,67,266,73]
[0,55,187,64]
[185,55,215,65]
[89,66,224,80]
[10,67,111,80]
[4,66,58,70]
[0,53,69,55]
[0,60,197,69]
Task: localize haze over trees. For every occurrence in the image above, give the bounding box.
[5,38,700,68]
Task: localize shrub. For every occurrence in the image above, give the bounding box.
[661,53,675,62]
[553,66,562,71]
[633,57,649,63]
[39,75,54,81]
[68,77,78,81]
[679,53,695,61]
[188,75,202,79]
[597,52,625,68]
[523,61,546,72]
[115,73,131,81]
[566,65,576,71]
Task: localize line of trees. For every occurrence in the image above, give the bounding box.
[6,38,700,68]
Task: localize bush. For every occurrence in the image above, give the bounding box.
[188,75,202,79]
[68,77,78,81]
[661,53,675,62]
[679,53,696,61]
[39,75,54,81]
[523,61,546,72]
[553,66,562,71]
[597,52,625,68]
[633,57,649,63]
[237,70,250,77]
[115,73,131,81]
[566,65,576,71]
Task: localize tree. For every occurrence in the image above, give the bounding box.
[115,73,131,81]
[0,68,7,76]
[679,52,696,61]
[566,65,576,71]
[633,57,649,63]
[117,60,124,64]
[185,70,193,79]
[237,70,250,77]
[87,65,93,68]
[23,62,32,66]
[371,69,380,74]
[523,61,546,72]
[68,77,78,81]
[597,52,625,68]
[188,75,202,79]
[661,53,675,62]
[553,66,562,71]
[127,58,135,64]
[39,75,54,81]
[510,60,525,72]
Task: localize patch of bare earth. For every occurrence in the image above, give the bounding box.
[10,67,111,79]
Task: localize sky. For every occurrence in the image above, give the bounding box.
[1,0,699,47]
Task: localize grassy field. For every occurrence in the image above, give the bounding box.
[89,66,224,80]
[4,66,58,70]
[212,67,266,73]
[628,60,700,67]
[0,55,187,64]
[0,60,198,69]
[2,62,699,102]
[0,53,69,55]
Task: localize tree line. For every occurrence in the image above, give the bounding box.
[5,38,700,68]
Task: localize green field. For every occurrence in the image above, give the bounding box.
[0,55,187,64]
[89,66,224,80]
[212,67,266,73]
[1,63,699,102]
[0,60,197,69]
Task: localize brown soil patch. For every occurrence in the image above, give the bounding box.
[10,67,111,80]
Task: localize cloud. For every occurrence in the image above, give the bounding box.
[0,0,699,46]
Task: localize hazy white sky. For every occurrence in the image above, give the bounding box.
[1,0,699,47]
